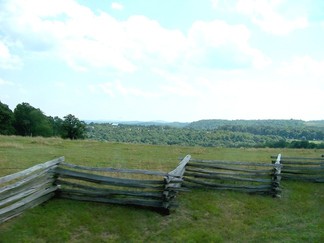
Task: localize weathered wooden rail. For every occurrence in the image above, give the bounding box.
[0,156,190,223]
[55,155,191,213]
[0,157,63,223]
[4,153,323,224]
[182,155,282,197]
[271,155,324,182]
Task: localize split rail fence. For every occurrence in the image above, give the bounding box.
[0,156,190,223]
[271,155,324,182]
[55,155,191,213]
[1,153,324,224]
[183,155,282,197]
[0,157,63,224]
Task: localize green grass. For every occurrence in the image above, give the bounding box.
[0,135,324,242]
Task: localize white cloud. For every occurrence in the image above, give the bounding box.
[236,0,308,35]
[95,80,159,98]
[0,77,14,86]
[0,40,22,69]
[124,15,188,64]
[211,0,219,9]
[0,0,273,73]
[0,0,189,72]
[111,2,124,10]
[277,56,324,91]
[187,20,271,69]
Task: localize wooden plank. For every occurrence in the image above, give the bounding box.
[60,162,168,176]
[57,180,163,198]
[271,156,324,161]
[182,182,271,193]
[274,161,324,165]
[184,172,272,183]
[184,177,271,190]
[0,170,55,200]
[0,157,64,185]
[59,188,163,200]
[59,192,164,209]
[282,169,324,175]
[0,193,54,224]
[282,174,324,182]
[0,179,54,208]
[185,168,272,177]
[168,155,191,177]
[189,159,275,167]
[55,168,164,189]
[187,163,272,173]
[282,166,324,171]
[0,186,57,216]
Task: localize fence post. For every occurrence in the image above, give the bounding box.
[162,155,191,212]
[271,153,282,198]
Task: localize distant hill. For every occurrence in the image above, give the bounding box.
[86,118,324,148]
[85,120,189,128]
[305,120,324,127]
[188,119,306,130]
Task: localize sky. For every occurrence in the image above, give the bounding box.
[1,0,324,122]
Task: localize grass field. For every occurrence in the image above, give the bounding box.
[0,135,324,242]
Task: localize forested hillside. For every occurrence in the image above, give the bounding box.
[86,119,324,149]
[2,100,323,148]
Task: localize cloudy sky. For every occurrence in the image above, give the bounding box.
[1,0,324,122]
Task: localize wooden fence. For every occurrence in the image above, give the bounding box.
[271,155,324,182]
[0,157,63,223]
[55,155,191,214]
[5,153,323,223]
[0,156,190,223]
[182,155,282,197]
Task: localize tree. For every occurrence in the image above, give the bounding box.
[29,109,52,137]
[13,103,35,136]
[13,102,52,137]
[0,101,15,135]
[48,116,63,137]
[61,114,86,139]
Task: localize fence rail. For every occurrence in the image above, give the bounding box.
[183,155,282,197]
[0,157,63,223]
[271,155,324,182]
[54,158,187,213]
[0,156,190,222]
[2,153,323,224]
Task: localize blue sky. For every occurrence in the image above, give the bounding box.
[1,0,324,122]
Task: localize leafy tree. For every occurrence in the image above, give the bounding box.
[13,103,35,136]
[61,114,86,139]
[13,102,52,137]
[48,116,63,137]
[29,109,52,137]
[0,101,15,135]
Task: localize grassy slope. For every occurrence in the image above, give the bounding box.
[0,135,323,242]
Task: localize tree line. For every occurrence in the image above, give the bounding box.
[2,100,324,148]
[0,101,86,139]
[86,123,324,149]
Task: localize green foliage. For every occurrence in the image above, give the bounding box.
[188,119,306,129]
[1,100,324,148]
[48,116,63,137]
[61,114,86,140]
[13,102,52,137]
[86,123,324,149]
[0,101,85,139]
[0,101,15,135]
